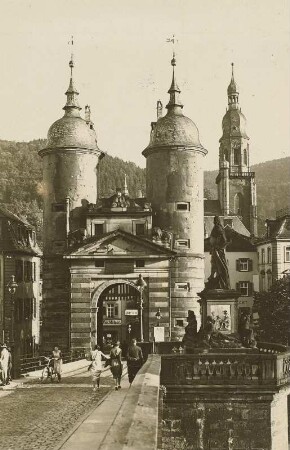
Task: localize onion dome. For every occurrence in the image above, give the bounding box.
[143,54,207,156]
[41,57,101,153]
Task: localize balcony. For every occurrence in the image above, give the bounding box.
[229,171,255,179]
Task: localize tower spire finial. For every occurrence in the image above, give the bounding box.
[227,62,239,108]
[63,36,81,116]
[166,34,183,112]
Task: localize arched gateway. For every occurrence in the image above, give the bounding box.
[91,280,143,350]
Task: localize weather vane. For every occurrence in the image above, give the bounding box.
[166,34,178,57]
[68,36,74,74]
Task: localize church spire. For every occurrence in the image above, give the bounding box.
[63,37,81,116]
[166,52,183,112]
[227,63,239,109]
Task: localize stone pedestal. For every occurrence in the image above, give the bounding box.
[198,289,240,334]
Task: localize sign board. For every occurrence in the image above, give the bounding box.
[154,326,165,342]
[125,309,138,316]
[238,297,254,308]
[103,319,122,325]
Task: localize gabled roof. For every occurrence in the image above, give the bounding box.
[65,229,176,259]
[0,205,31,227]
[205,226,256,253]
[258,215,290,243]
[204,215,250,238]
[0,206,41,256]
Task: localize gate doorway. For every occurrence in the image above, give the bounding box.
[97,283,141,351]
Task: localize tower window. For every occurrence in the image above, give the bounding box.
[95,260,105,268]
[175,239,190,249]
[94,223,104,236]
[174,282,190,291]
[135,223,146,236]
[136,260,145,268]
[243,149,247,165]
[233,147,240,165]
[234,193,243,215]
[261,249,265,264]
[176,202,190,211]
[175,318,185,327]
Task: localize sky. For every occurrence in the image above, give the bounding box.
[0,0,289,171]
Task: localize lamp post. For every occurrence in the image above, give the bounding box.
[6,275,18,377]
[154,308,163,353]
[135,274,147,342]
[155,308,162,327]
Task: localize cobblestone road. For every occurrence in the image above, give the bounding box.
[0,369,115,450]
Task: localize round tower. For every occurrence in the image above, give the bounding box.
[39,56,104,350]
[142,54,207,337]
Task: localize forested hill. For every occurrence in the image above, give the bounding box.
[0,139,289,239]
[203,157,290,233]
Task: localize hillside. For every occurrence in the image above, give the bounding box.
[204,157,290,234]
[0,139,289,240]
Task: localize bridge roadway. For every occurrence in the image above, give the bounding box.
[0,364,122,450]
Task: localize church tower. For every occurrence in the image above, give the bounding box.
[39,55,104,350]
[143,54,207,337]
[216,64,258,235]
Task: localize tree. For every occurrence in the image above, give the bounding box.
[254,275,290,345]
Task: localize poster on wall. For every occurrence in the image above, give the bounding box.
[209,305,231,332]
[154,326,165,342]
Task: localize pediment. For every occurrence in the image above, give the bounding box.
[67,230,175,258]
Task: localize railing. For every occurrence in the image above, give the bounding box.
[160,348,290,388]
[230,171,255,178]
[20,349,87,374]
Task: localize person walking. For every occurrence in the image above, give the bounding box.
[109,341,122,390]
[52,346,62,382]
[126,338,143,386]
[89,345,108,391]
[1,343,10,386]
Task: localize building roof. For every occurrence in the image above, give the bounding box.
[258,214,290,243]
[205,226,256,253]
[66,228,176,258]
[204,215,250,238]
[0,206,41,255]
[143,55,207,156]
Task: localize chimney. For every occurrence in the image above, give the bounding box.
[157,100,163,120]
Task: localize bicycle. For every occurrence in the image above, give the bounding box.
[40,356,57,382]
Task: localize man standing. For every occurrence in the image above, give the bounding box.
[126,338,143,386]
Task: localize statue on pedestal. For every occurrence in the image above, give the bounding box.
[207,216,230,290]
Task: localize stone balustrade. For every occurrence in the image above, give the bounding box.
[161,348,290,389]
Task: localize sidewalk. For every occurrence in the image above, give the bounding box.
[0,358,90,396]
[57,377,131,450]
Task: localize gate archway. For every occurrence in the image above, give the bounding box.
[92,280,142,350]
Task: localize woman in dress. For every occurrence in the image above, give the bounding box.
[109,341,122,390]
[90,344,108,391]
[52,346,62,382]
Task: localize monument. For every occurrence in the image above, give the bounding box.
[160,216,290,450]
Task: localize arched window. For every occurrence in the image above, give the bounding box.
[234,147,240,165]
[234,193,243,215]
[243,149,247,165]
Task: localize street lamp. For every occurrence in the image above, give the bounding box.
[155,308,162,327]
[6,275,18,377]
[135,274,147,342]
